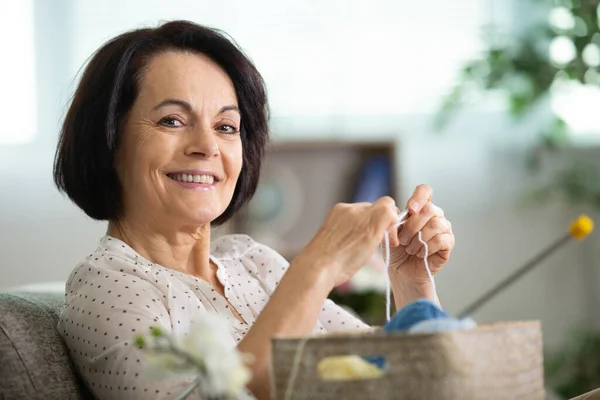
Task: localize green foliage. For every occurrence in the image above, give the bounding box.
[328,290,388,326]
[436,0,600,212]
[436,3,600,396]
[437,0,600,126]
[545,328,600,398]
[526,162,600,208]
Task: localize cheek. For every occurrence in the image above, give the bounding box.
[119,127,172,190]
[224,142,244,182]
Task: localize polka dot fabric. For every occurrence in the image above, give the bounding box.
[58,234,369,399]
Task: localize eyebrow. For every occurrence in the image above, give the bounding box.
[218,105,240,115]
[152,98,240,115]
[153,98,192,111]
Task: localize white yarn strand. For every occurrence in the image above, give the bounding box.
[383,232,392,321]
[284,337,309,400]
[283,222,411,397]
[284,207,438,399]
[417,230,436,293]
[383,210,436,322]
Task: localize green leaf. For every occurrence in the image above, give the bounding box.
[508,93,530,116]
[545,328,600,398]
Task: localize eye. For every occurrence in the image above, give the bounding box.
[217,124,240,134]
[159,117,184,128]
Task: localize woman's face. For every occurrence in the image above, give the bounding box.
[115,51,243,228]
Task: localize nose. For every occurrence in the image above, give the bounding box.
[185,126,220,158]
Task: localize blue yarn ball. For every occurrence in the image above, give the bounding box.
[364,298,448,369]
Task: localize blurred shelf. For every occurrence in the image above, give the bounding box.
[225,139,399,260]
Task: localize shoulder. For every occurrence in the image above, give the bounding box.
[64,236,160,297]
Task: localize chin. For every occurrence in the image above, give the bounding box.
[166,198,229,226]
[182,207,224,225]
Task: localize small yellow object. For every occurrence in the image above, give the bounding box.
[317,355,384,381]
[569,214,594,240]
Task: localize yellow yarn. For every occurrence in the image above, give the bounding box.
[317,355,384,381]
[569,214,594,240]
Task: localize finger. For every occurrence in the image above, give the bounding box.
[426,254,449,273]
[372,196,396,211]
[399,202,443,245]
[387,223,401,247]
[405,184,433,214]
[416,232,455,261]
[404,216,451,254]
[371,196,399,231]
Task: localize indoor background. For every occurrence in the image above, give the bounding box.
[1,1,599,397]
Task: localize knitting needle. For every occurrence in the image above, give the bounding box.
[457,214,594,319]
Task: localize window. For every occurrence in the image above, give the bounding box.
[243,0,493,117]
[70,0,499,119]
[552,81,600,138]
[0,0,36,144]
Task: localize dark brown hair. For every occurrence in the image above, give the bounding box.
[54,20,269,225]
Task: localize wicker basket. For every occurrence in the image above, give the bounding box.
[271,320,544,400]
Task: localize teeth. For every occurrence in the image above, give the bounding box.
[169,174,215,184]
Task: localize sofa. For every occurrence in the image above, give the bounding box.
[2,287,599,400]
[0,290,92,399]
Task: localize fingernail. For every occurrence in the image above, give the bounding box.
[399,235,409,245]
[417,248,425,258]
[409,201,421,213]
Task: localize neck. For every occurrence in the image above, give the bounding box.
[106,215,213,280]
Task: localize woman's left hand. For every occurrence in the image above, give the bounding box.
[385,184,455,286]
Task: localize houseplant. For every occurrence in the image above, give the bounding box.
[545,328,600,398]
[435,1,600,395]
[436,0,600,210]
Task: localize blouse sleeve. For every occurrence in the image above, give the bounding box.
[238,236,371,333]
[319,298,371,332]
[58,258,199,400]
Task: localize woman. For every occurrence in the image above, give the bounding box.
[54,20,455,400]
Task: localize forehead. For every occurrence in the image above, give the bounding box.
[137,51,238,107]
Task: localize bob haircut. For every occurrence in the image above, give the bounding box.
[54,20,269,225]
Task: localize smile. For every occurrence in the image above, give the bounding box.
[166,173,220,189]
[167,173,216,184]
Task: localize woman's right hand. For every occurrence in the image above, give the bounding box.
[296,196,399,288]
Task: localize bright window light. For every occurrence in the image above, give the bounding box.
[70,0,492,118]
[552,80,600,137]
[0,0,36,145]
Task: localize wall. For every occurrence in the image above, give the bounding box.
[0,0,107,287]
[1,0,598,349]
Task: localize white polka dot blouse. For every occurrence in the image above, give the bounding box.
[58,234,369,399]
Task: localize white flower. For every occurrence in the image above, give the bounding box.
[180,312,253,397]
[142,352,193,380]
[137,312,253,398]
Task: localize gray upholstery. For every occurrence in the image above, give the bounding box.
[0,291,92,400]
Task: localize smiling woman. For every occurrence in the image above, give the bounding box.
[111,51,244,228]
[53,24,267,225]
[52,20,455,400]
